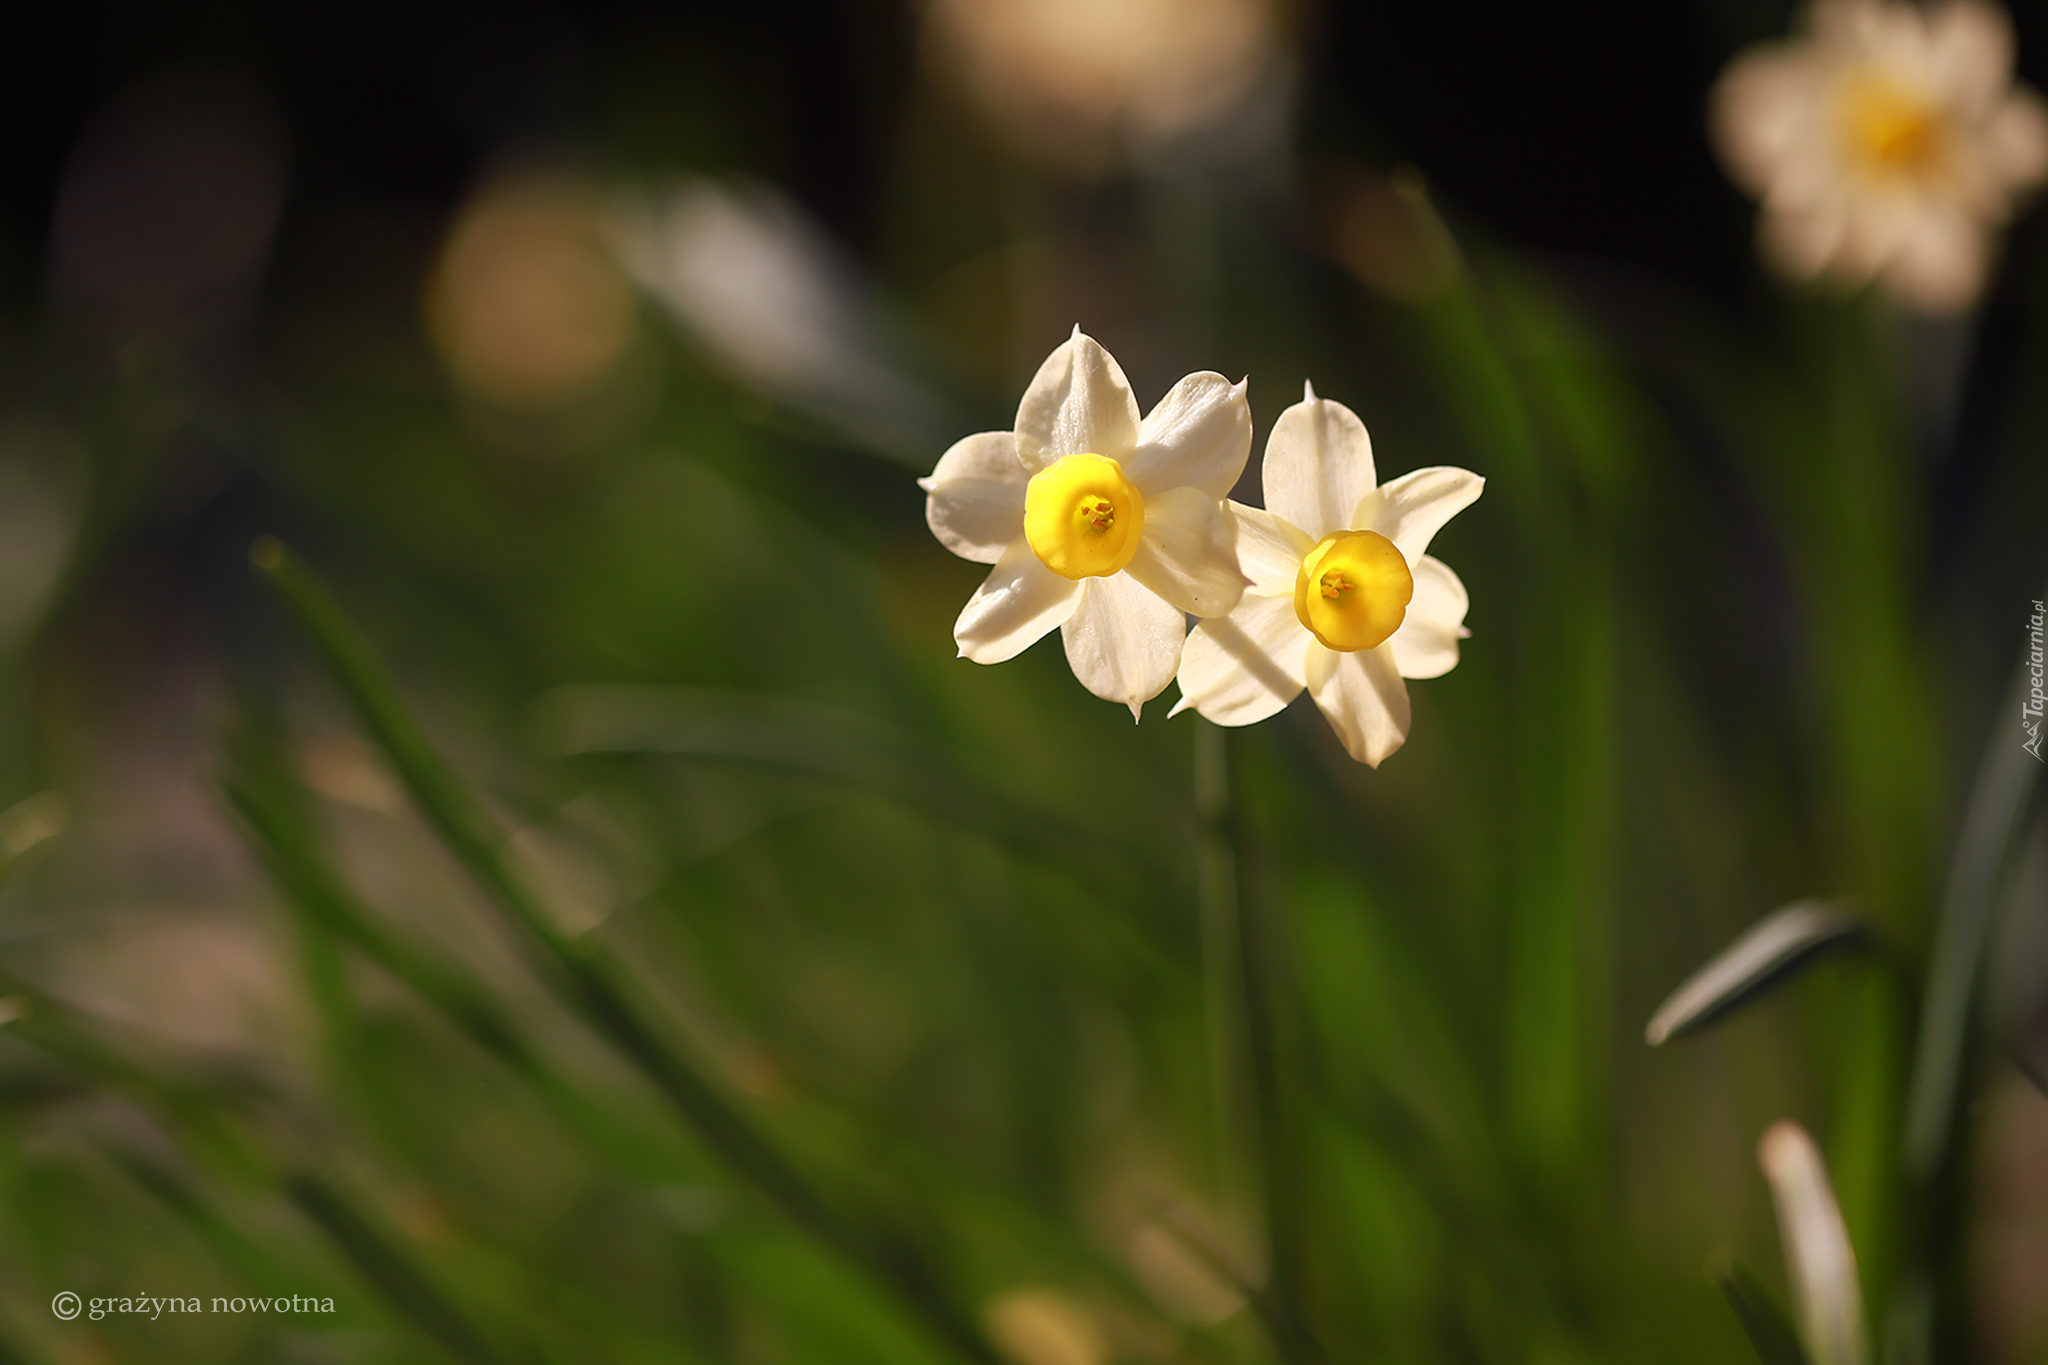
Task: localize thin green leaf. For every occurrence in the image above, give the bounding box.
[287,1174,520,1365]
[221,764,675,1182]
[1902,597,2048,1173]
[252,538,1002,1365]
[1711,1254,1811,1365]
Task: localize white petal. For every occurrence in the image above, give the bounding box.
[1354,466,1485,565]
[1815,0,1891,51]
[1171,594,1309,727]
[1261,391,1377,540]
[1879,204,1987,312]
[1305,643,1412,767]
[1060,573,1186,720]
[1122,487,1247,618]
[1013,330,1142,473]
[1230,503,1313,596]
[1923,0,2014,120]
[1712,48,1831,196]
[1833,191,1921,281]
[1984,89,2048,193]
[954,538,1083,663]
[920,430,1026,564]
[1388,556,1470,680]
[1125,372,1252,499]
[1760,200,1851,280]
[1758,1122,1870,1365]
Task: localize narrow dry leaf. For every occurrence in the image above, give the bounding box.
[984,1288,1105,1365]
[1646,901,1869,1045]
[1758,1121,1869,1365]
[0,791,68,860]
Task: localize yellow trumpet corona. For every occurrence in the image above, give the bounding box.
[1837,72,1944,178]
[1023,453,1145,580]
[1292,529,1413,652]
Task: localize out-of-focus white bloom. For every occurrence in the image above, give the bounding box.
[1712,0,2048,312]
[921,329,1250,719]
[922,0,1283,169]
[1758,1121,1871,1365]
[610,179,950,458]
[426,171,636,409]
[1173,385,1481,767]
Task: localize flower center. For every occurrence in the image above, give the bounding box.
[1837,71,1944,178]
[1023,452,1145,580]
[1293,529,1413,652]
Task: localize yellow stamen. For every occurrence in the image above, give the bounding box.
[1023,453,1145,580]
[1837,70,1945,179]
[1293,529,1413,652]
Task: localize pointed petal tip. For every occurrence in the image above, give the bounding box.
[1303,378,1318,403]
[1127,701,1143,723]
[1069,322,1084,341]
[916,476,936,492]
[1168,694,1193,718]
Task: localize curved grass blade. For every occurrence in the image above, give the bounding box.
[1645,901,1871,1046]
[0,968,269,1182]
[288,1174,521,1365]
[106,1143,333,1313]
[1903,604,2048,1173]
[221,762,676,1183]
[252,539,1001,1365]
[1711,1253,1811,1365]
[1759,1121,1869,1365]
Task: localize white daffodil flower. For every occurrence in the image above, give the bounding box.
[921,328,1251,719]
[1171,384,1481,767]
[1712,0,2048,313]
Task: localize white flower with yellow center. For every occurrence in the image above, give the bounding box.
[921,329,1251,718]
[1171,385,1481,767]
[1712,0,2048,312]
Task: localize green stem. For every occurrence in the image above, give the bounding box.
[1194,721,1320,1362]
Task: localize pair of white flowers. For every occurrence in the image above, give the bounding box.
[1715,0,2048,312]
[920,329,1482,767]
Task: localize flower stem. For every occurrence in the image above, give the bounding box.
[1195,721,1321,1362]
